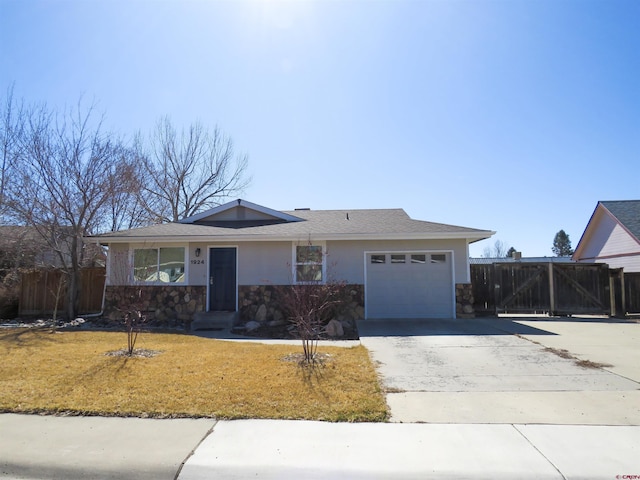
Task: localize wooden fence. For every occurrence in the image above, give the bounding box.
[623,272,640,315]
[471,262,639,317]
[19,268,106,316]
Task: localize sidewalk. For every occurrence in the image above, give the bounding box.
[179,420,640,480]
[2,414,638,479]
[0,414,214,480]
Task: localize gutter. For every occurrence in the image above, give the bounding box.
[87,231,497,245]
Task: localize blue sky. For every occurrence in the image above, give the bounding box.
[2,0,638,256]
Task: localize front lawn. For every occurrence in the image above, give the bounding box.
[0,329,388,422]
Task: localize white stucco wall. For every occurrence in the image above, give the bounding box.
[327,239,470,284]
[108,238,473,286]
[106,243,130,285]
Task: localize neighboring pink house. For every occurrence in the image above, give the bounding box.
[573,200,640,272]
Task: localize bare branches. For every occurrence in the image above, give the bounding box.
[1,85,25,219]
[276,281,350,364]
[2,96,135,318]
[137,117,250,223]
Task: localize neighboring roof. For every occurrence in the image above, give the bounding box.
[470,256,575,265]
[90,199,495,244]
[600,200,640,240]
[573,200,640,260]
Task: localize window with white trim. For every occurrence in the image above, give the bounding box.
[133,247,185,283]
[294,244,325,283]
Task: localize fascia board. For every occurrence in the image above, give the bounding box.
[89,230,495,245]
[573,203,603,260]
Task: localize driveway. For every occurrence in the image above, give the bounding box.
[358,317,640,424]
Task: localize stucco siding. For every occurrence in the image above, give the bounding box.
[237,241,292,284]
[108,238,472,286]
[187,242,208,285]
[327,239,470,284]
[107,243,130,285]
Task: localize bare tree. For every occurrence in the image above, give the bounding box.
[136,117,250,223]
[104,150,153,232]
[0,85,24,219]
[4,98,135,319]
[482,239,510,258]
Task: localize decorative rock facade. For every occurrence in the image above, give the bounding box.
[104,286,206,328]
[455,283,475,318]
[102,282,472,329]
[238,284,365,325]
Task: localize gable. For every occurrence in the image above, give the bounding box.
[601,200,640,240]
[574,202,640,261]
[179,199,304,227]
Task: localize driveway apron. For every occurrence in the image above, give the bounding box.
[357,318,640,424]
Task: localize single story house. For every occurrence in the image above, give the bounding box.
[90,199,494,324]
[573,200,640,273]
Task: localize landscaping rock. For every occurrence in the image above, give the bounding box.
[245,321,261,332]
[255,304,267,322]
[325,319,344,337]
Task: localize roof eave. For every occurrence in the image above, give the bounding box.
[88,230,495,245]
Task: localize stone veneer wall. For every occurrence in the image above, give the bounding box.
[238,284,365,324]
[104,285,206,328]
[455,283,475,318]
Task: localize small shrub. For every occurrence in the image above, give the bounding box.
[118,288,147,356]
[276,281,350,364]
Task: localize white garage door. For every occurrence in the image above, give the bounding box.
[365,252,454,319]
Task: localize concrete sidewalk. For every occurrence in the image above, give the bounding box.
[2,414,639,479]
[0,414,214,480]
[179,419,640,479]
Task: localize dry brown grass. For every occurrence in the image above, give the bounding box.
[0,329,388,422]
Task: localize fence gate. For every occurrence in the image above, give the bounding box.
[472,263,611,316]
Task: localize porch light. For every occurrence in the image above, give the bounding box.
[195,248,201,257]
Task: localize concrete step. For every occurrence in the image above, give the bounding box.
[191,311,238,331]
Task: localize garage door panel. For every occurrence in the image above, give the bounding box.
[366,252,453,319]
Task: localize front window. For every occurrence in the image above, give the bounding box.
[294,244,324,283]
[133,247,185,283]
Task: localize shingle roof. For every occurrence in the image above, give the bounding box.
[601,200,640,240]
[91,207,493,243]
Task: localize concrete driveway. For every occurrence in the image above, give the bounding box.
[358,317,640,424]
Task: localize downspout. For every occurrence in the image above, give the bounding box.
[81,274,107,318]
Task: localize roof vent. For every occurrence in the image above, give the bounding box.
[295,208,310,211]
